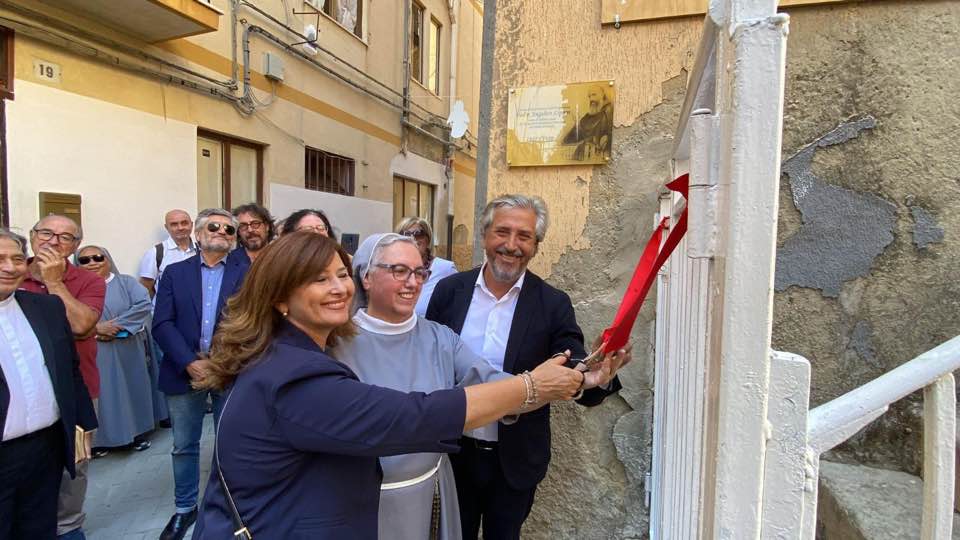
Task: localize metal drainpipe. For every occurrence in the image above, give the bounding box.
[472,0,496,266]
[0,0,238,91]
[445,0,460,260]
[401,0,412,154]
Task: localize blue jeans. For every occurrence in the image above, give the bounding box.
[166,390,224,512]
[57,528,86,540]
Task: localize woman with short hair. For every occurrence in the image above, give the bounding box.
[396,217,457,316]
[191,232,584,539]
[335,233,624,540]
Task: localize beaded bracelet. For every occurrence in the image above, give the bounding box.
[519,371,538,410]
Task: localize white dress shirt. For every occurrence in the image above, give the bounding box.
[0,294,61,441]
[459,265,526,442]
[138,235,197,285]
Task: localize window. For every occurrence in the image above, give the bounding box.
[306,147,355,196]
[393,176,434,227]
[196,131,264,210]
[427,18,441,94]
[0,27,13,100]
[410,2,424,84]
[316,0,363,39]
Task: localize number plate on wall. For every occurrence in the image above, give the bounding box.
[33,59,62,83]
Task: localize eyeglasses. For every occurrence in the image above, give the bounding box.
[206,222,237,236]
[77,254,106,265]
[32,228,78,244]
[238,220,264,232]
[375,263,432,283]
[401,229,428,239]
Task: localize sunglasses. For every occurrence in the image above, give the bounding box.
[77,254,106,265]
[401,229,428,239]
[206,222,237,236]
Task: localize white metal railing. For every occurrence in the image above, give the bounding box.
[651,0,789,537]
[793,337,960,539]
[651,0,960,538]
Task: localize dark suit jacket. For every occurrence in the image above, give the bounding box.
[0,291,98,477]
[426,267,622,490]
[152,254,248,394]
[193,322,466,540]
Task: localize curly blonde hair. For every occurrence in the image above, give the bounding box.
[197,232,356,391]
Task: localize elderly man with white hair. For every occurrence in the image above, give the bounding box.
[152,208,249,540]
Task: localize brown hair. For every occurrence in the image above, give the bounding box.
[198,232,356,391]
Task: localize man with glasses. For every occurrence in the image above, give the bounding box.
[21,215,105,540]
[152,208,249,540]
[230,203,275,265]
[138,209,196,298]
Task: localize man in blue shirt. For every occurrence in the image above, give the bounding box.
[152,208,249,540]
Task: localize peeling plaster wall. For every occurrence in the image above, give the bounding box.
[772,1,960,474]
[486,0,959,537]
[484,1,700,537]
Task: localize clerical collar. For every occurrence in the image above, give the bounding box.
[353,308,417,335]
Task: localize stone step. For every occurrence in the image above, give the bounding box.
[817,460,960,540]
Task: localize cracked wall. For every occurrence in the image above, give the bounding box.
[486,0,959,537]
[772,0,960,474]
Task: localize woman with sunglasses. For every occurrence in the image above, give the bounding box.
[191,232,584,539]
[396,217,458,317]
[75,246,155,455]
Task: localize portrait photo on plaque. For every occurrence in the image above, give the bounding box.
[507,80,615,167]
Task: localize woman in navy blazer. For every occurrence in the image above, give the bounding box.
[191,232,583,539]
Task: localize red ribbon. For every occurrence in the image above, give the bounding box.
[600,174,689,353]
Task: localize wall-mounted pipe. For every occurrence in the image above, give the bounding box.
[0,0,238,91]
[0,14,241,105]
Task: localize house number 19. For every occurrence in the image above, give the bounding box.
[33,60,62,83]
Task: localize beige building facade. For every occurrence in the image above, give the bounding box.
[0,0,483,273]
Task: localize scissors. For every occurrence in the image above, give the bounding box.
[555,344,606,372]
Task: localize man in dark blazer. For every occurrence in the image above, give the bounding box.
[152,209,249,540]
[427,194,631,540]
[0,230,97,540]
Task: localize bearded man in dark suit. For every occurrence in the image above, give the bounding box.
[427,194,632,539]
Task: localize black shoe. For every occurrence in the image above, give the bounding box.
[159,508,197,540]
[133,439,151,451]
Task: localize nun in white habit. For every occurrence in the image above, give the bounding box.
[333,233,512,540]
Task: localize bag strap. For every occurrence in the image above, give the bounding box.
[215,389,253,539]
[155,243,164,273]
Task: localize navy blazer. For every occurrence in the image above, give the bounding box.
[1,291,98,477]
[152,254,248,394]
[193,323,467,540]
[426,267,622,491]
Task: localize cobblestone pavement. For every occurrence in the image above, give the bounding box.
[84,416,215,540]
